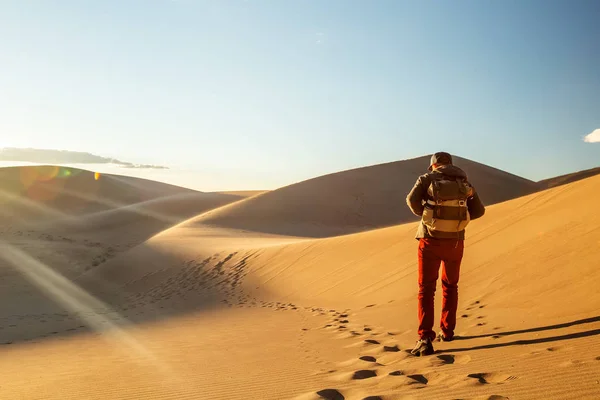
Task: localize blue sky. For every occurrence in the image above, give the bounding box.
[1,0,598,190]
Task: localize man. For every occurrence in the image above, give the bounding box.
[406,152,485,356]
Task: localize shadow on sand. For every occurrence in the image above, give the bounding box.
[442,316,600,353]
[458,315,600,340]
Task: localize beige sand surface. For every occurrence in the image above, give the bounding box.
[0,163,598,400]
[216,190,269,198]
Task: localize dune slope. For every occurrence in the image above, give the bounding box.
[538,166,600,188]
[185,156,540,237]
[0,165,241,278]
[216,190,269,198]
[0,165,239,217]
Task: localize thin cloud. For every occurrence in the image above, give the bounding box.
[584,129,600,143]
[0,148,169,169]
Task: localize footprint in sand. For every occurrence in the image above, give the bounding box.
[352,370,377,380]
[315,389,344,400]
[389,370,403,376]
[383,345,400,352]
[455,354,472,364]
[429,353,470,366]
[467,373,518,384]
[362,397,383,400]
[359,356,377,362]
[436,355,456,365]
[407,374,428,384]
[364,339,380,345]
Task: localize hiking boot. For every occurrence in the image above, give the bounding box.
[437,331,455,342]
[410,338,434,356]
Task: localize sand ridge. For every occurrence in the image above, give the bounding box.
[537,166,600,188]
[181,155,540,238]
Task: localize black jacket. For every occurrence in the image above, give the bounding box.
[406,165,485,239]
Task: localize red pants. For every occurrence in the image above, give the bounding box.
[418,238,464,341]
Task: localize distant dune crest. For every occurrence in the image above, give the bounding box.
[538,166,600,189]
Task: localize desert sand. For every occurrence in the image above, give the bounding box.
[216,190,269,198]
[0,160,599,400]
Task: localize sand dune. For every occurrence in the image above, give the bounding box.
[0,165,241,362]
[538,166,600,188]
[183,156,540,237]
[0,165,240,278]
[216,190,269,198]
[60,192,242,247]
[1,162,599,400]
[0,165,198,215]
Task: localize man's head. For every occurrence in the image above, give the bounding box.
[428,152,453,171]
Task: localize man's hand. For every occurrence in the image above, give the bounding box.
[406,176,426,217]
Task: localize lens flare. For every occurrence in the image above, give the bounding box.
[20,166,40,189]
[0,241,177,379]
[37,165,60,182]
[59,168,73,178]
[19,166,65,202]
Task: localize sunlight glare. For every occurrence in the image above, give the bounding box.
[0,241,178,380]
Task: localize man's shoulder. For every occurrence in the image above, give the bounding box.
[418,172,440,184]
[418,172,434,181]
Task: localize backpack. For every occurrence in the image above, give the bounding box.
[422,175,474,234]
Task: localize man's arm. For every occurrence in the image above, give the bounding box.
[468,190,486,220]
[406,176,427,217]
